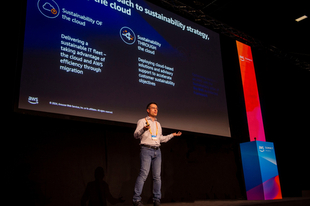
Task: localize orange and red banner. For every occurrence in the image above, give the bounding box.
[236,41,266,142]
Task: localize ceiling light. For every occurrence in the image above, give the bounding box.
[295,15,308,22]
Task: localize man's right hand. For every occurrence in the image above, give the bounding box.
[143,125,150,131]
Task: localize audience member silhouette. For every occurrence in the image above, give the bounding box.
[81,167,124,206]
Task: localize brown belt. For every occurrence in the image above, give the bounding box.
[141,144,160,150]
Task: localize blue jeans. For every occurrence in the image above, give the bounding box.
[133,146,162,202]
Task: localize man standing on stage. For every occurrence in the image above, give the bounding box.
[133,102,182,206]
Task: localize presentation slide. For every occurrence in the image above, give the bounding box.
[18,0,231,137]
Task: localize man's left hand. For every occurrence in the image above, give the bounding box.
[173,131,182,136]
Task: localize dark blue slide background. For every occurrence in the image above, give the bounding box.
[19,0,231,137]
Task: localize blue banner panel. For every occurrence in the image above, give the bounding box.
[240,141,282,200]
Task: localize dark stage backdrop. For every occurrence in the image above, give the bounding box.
[8,1,310,206]
[8,113,243,206]
[9,38,310,205]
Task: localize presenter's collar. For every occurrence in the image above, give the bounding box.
[146,116,157,121]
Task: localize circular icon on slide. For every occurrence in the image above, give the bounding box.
[37,0,60,18]
[120,26,136,45]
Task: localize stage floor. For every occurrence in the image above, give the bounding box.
[144,197,310,206]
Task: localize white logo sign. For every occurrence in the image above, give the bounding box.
[28,96,39,105]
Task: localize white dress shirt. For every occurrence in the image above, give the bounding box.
[134,116,174,147]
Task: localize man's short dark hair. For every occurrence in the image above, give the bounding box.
[146,102,158,109]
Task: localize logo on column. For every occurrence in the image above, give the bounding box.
[259,146,264,152]
[120,26,136,45]
[37,0,60,18]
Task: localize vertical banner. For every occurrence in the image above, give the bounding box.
[236,41,266,142]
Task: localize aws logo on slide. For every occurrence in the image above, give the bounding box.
[120,26,136,45]
[37,0,60,18]
[28,96,39,105]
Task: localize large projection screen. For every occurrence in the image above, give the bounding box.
[18,0,231,137]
